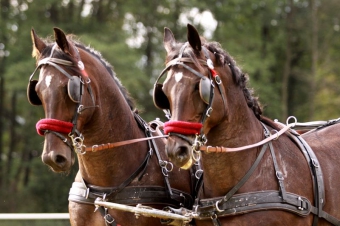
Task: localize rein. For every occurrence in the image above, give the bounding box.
[199,123,293,153]
[85,134,169,153]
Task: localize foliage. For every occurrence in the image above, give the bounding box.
[0,0,339,218]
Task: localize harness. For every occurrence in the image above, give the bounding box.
[28,43,194,226]
[153,43,340,225]
[69,114,193,225]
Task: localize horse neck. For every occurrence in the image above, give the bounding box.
[76,56,148,187]
[202,87,265,197]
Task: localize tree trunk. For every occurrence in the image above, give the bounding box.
[0,0,10,189]
[281,0,294,121]
[309,0,318,119]
[5,91,17,188]
[0,77,3,187]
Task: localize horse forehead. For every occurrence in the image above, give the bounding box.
[164,68,197,86]
[38,67,66,91]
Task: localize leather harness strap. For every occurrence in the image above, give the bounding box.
[197,191,312,219]
[193,123,340,226]
[68,113,194,225]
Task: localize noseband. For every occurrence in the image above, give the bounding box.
[28,44,96,154]
[153,42,227,160]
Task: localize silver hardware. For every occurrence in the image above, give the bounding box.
[77,105,84,114]
[195,169,203,179]
[215,199,223,212]
[69,134,86,154]
[159,160,174,176]
[206,107,213,117]
[91,145,99,152]
[286,116,297,127]
[271,130,279,140]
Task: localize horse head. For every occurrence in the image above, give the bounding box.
[29,28,97,172]
[154,24,262,169]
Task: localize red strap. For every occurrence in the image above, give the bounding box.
[36,119,73,136]
[81,69,89,78]
[164,121,202,135]
[210,69,218,78]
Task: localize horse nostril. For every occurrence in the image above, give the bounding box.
[55,155,66,166]
[177,146,189,163]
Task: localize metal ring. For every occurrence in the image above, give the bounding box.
[270,130,279,140]
[77,105,84,114]
[206,107,213,117]
[192,148,201,162]
[206,145,212,153]
[286,116,297,127]
[215,200,223,212]
[195,169,203,179]
[215,75,222,85]
[91,144,99,152]
[166,161,174,172]
[85,77,91,84]
[78,145,86,155]
[211,213,218,220]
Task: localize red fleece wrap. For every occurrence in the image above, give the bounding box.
[36,118,73,136]
[164,121,202,135]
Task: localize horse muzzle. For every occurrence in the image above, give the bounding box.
[41,149,75,173]
[165,137,193,170]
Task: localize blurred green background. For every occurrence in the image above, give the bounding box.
[0,0,339,225]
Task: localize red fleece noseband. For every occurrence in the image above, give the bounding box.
[36,118,73,136]
[164,121,202,135]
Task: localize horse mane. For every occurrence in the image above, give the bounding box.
[37,36,136,111]
[166,40,263,119]
[204,41,263,119]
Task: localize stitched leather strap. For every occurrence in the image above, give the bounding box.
[200,124,292,153]
[85,135,168,152]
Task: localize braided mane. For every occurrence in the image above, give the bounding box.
[204,41,262,118]
[36,36,136,111]
[165,41,262,119]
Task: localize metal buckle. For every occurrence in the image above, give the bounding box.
[215,75,222,85]
[215,200,223,212]
[206,107,213,117]
[276,171,284,180]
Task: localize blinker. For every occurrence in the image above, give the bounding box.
[199,77,212,104]
[153,83,170,110]
[68,76,82,103]
[27,80,42,105]
[27,75,83,106]
[153,76,213,110]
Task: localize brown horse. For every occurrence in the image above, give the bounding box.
[153,24,340,225]
[28,28,194,226]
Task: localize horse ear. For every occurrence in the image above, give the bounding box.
[53,27,77,57]
[187,24,201,51]
[31,28,46,58]
[164,27,176,53]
